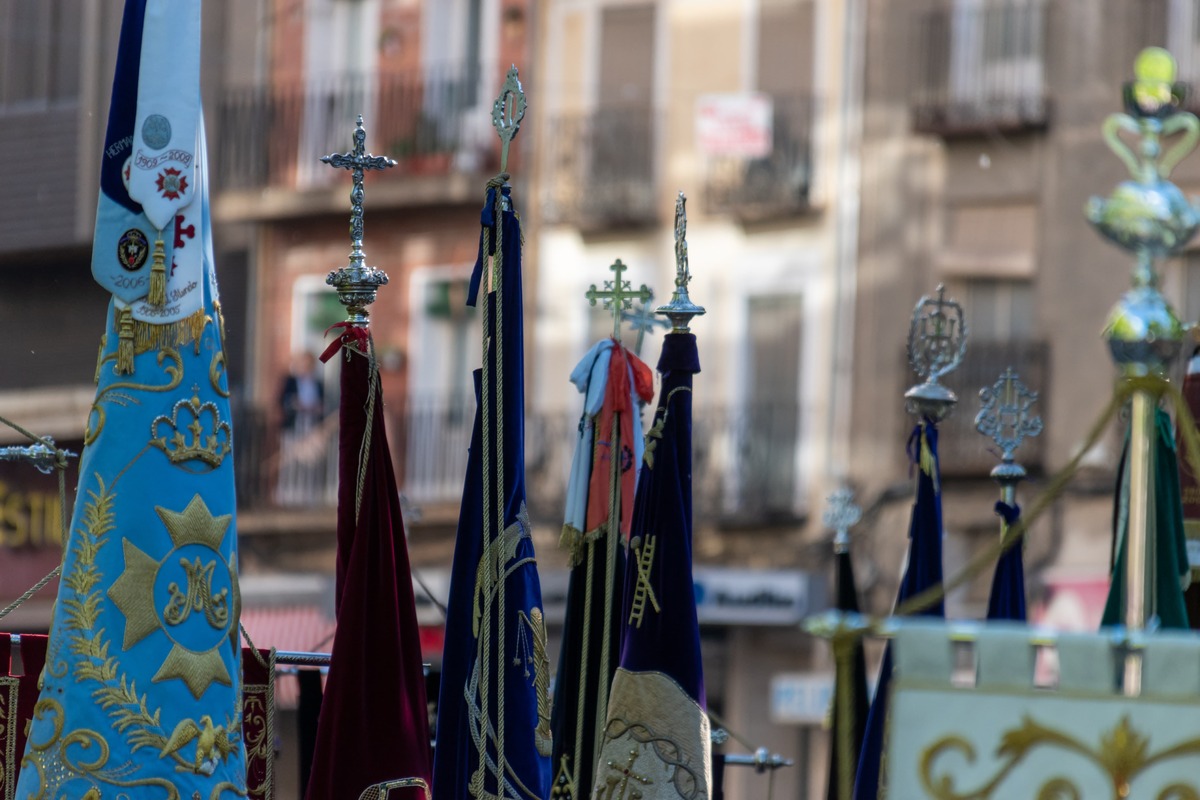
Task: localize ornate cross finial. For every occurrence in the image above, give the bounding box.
[492,65,527,176]
[322,115,396,325]
[823,487,861,554]
[904,284,968,421]
[587,259,652,341]
[622,291,670,356]
[975,367,1042,483]
[657,191,706,332]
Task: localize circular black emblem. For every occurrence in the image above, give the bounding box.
[142,114,172,150]
[117,229,150,272]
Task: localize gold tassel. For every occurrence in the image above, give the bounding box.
[116,307,135,375]
[148,235,167,307]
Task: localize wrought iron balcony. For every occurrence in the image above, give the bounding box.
[541,108,658,230]
[215,68,491,191]
[234,397,806,529]
[929,339,1050,478]
[910,0,1050,136]
[702,96,815,221]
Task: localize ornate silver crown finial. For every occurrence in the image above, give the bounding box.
[587,259,653,341]
[823,487,861,554]
[904,284,968,421]
[657,191,706,333]
[975,367,1043,484]
[492,65,527,176]
[322,115,396,325]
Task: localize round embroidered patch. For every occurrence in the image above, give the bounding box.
[142,113,172,149]
[117,229,150,272]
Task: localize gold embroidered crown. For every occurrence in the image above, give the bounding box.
[150,388,232,468]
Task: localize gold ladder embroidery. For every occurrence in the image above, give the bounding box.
[628,535,661,628]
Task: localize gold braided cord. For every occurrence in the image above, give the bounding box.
[353,335,379,524]
[573,535,594,800]
[595,411,620,765]
[493,183,508,789]
[478,222,494,789]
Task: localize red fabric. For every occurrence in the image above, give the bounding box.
[304,343,433,800]
[585,342,654,536]
[241,648,274,800]
[1,634,47,796]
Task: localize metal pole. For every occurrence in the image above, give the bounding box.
[1089,48,1195,694]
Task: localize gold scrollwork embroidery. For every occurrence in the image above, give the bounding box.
[87,347,185,445]
[920,715,1200,799]
[210,351,230,398]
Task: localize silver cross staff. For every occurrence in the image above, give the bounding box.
[657,191,706,332]
[823,487,862,555]
[323,116,396,325]
[621,291,670,356]
[587,259,652,341]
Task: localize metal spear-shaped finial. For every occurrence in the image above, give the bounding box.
[587,259,652,341]
[823,487,862,555]
[658,191,706,332]
[904,284,968,421]
[323,116,396,325]
[492,65,527,177]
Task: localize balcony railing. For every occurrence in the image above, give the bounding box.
[923,339,1050,478]
[216,68,492,191]
[910,0,1050,136]
[703,96,814,220]
[542,108,658,230]
[233,399,805,527]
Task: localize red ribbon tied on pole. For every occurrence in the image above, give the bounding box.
[320,321,371,363]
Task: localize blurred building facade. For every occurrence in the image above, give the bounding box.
[6,0,1200,798]
[527,1,860,797]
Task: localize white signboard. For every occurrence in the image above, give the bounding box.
[692,567,816,625]
[695,93,773,158]
[769,672,833,724]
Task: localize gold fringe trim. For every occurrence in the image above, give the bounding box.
[132,308,211,358]
[116,308,135,375]
[147,237,167,307]
[559,523,609,568]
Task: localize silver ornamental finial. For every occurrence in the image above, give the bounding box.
[905,284,968,421]
[492,65,527,177]
[823,487,861,554]
[0,439,74,474]
[587,259,653,341]
[657,191,706,332]
[621,291,670,356]
[322,115,396,325]
[975,367,1043,485]
[1088,48,1194,375]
